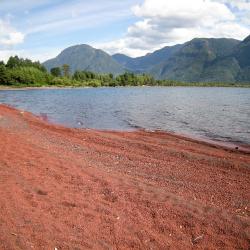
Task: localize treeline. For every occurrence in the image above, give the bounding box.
[0,56,50,86]
[43,64,157,87]
[0,56,157,87]
[0,56,249,88]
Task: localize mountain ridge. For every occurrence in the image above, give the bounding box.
[43,35,250,83]
[112,44,182,73]
[43,44,125,75]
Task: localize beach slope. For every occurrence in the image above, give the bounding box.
[0,105,249,249]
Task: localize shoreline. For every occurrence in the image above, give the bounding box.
[2,101,250,153]
[0,104,249,249]
[1,84,250,91]
[1,102,250,153]
[157,130,250,154]
[0,85,91,91]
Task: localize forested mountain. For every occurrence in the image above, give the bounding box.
[112,36,250,83]
[233,35,250,82]
[43,44,125,75]
[42,35,250,83]
[149,38,241,82]
[112,44,182,72]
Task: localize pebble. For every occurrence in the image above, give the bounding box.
[192,234,204,244]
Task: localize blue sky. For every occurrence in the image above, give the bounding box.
[0,0,249,62]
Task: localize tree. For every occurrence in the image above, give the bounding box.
[10,66,49,85]
[6,56,21,68]
[109,73,113,79]
[51,67,62,77]
[0,65,10,85]
[32,61,47,72]
[62,64,70,77]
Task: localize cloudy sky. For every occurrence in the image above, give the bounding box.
[0,0,249,62]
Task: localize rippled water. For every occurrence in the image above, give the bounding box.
[0,87,249,144]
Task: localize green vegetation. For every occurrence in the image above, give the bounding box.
[43,44,124,75]
[0,56,249,89]
[0,56,51,86]
[43,35,250,84]
[50,67,62,77]
[113,36,250,84]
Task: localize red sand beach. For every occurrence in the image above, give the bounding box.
[0,104,249,249]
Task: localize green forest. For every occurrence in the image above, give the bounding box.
[0,56,249,88]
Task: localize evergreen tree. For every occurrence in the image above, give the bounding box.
[6,56,21,68]
[0,65,10,85]
[62,64,70,77]
[51,67,62,77]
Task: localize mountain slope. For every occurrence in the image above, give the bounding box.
[112,54,134,70]
[234,35,250,68]
[43,36,250,83]
[43,44,125,75]
[233,35,250,82]
[150,38,241,82]
[112,44,182,72]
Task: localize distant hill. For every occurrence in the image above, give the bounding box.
[112,37,250,83]
[234,35,250,82]
[44,36,250,83]
[149,38,241,82]
[234,35,250,68]
[112,44,182,73]
[43,44,125,75]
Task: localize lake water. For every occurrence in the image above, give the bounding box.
[0,87,249,144]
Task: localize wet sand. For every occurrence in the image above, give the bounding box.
[0,104,249,249]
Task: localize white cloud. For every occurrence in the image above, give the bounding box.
[0,31,24,46]
[0,0,135,61]
[97,0,250,57]
[0,19,25,46]
[218,0,250,11]
[217,0,250,25]
[0,0,249,60]
[132,0,234,21]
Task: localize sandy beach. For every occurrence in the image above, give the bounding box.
[0,104,249,249]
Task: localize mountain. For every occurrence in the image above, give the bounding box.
[111,54,134,71]
[112,44,182,73]
[150,38,241,82]
[233,35,250,82]
[113,37,250,83]
[199,36,250,83]
[44,36,250,83]
[234,35,250,68]
[112,37,250,83]
[43,44,125,75]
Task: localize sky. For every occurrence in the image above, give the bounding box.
[0,0,249,62]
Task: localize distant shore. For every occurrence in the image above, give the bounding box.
[1,84,250,91]
[0,85,88,91]
[0,104,249,249]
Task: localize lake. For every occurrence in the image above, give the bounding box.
[0,87,249,144]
